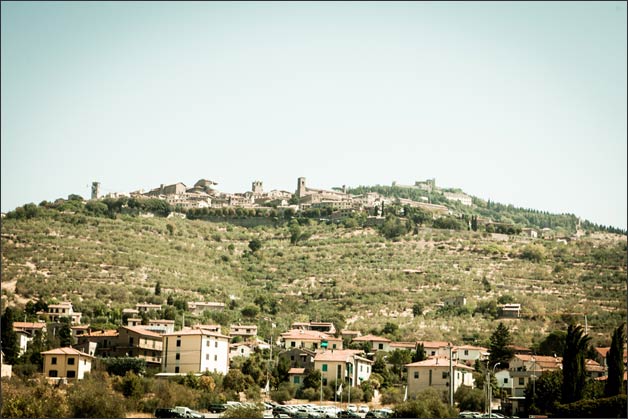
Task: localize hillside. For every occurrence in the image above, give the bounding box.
[1,208,625,348]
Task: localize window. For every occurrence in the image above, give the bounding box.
[294,376,300,384]
[67,370,76,378]
[322,378,328,386]
[519,377,525,385]
[291,342,296,348]
[442,372,449,379]
[175,353,180,360]
[49,370,58,377]
[431,351,436,356]
[51,357,57,365]
[291,356,295,361]
[176,339,181,347]
[464,350,469,355]
[129,337,134,346]
[215,341,218,348]
[322,364,328,372]
[206,354,210,360]
[175,367,180,373]
[332,344,337,349]
[504,378,509,384]
[206,340,210,347]
[214,355,217,361]
[68,357,75,365]
[414,371,419,379]
[378,343,384,350]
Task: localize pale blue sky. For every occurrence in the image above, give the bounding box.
[2,1,626,229]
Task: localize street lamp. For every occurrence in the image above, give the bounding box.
[488,362,501,416]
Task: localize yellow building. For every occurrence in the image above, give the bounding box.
[405,357,474,397]
[161,328,230,375]
[42,347,93,381]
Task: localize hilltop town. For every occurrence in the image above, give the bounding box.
[1,176,626,418]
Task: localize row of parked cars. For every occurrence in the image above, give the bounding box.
[459,412,517,418]
[270,403,393,419]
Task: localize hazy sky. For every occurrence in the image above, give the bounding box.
[2,1,626,229]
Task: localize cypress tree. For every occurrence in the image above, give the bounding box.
[0,307,20,364]
[489,322,514,368]
[605,323,626,397]
[561,324,591,404]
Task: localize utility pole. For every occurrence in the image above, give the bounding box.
[449,345,454,406]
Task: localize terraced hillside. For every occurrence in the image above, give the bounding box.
[1,212,626,347]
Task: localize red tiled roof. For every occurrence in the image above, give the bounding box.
[41,347,93,357]
[121,326,163,338]
[314,349,365,362]
[352,334,391,343]
[281,329,339,341]
[289,368,306,375]
[417,340,453,349]
[406,357,474,370]
[163,329,230,339]
[13,322,46,330]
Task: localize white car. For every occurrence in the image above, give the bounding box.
[358,406,369,413]
[347,404,358,412]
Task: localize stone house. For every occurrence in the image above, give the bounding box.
[405,356,475,396]
[42,347,93,381]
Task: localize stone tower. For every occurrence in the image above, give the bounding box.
[296,177,306,198]
[91,182,100,200]
[252,181,263,194]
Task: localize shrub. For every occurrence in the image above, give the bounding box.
[67,372,127,418]
[1,376,69,418]
[553,394,626,418]
[222,405,264,418]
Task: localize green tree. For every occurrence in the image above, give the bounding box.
[155,281,162,296]
[561,324,591,404]
[412,303,423,317]
[605,323,626,397]
[1,307,20,364]
[412,343,427,363]
[303,369,321,390]
[524,369,562,415]
[388,349,412,379]
[455,385,485,412]
[241,305,260,318]
[248,239,263,253]
[58,317,75,347]
[166,223,175,235]
[489,322,514,368]
[534,330,567,356]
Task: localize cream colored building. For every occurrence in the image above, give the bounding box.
[351,334,391,352]
[281,329,343,351]
[42,347,93,381]
[314,349,373,386]
[405,357,475,396]
[117,326,163,366]
[162,329,230,375]
[38,302,82,324]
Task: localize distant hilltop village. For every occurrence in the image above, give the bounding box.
[90,177,462,217]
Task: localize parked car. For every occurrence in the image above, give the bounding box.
[208,403,227,413]
[173,406,203,418]
[338,410,362,418]
[366,409,392,418]
[154,408,186,418]
[358,405,370,413]
[459,411,482,418]
[347,404,358,412]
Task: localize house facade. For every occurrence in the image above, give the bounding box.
[161,329,230,375]
[278,348,316,370]
[42,347,93,381]
[405,357,475,397]
[116,326,163,366]
[314,349,372,386]
[281,329,342,351]
[38,302,82,324]
[351,334,391,352]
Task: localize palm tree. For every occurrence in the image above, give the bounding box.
[561,324,591,404]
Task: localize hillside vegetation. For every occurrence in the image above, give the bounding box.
[1,204,625,348]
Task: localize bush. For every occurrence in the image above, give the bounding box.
[67,372,127,418]
[1,377,69,418]
[381,387,404,405]
[271,388,292,404]
[222,405,264,418]
[553,394,627,418]
[393,388,457,418]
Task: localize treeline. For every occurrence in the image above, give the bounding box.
[5,195,172,220]
[347,185,626,235]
